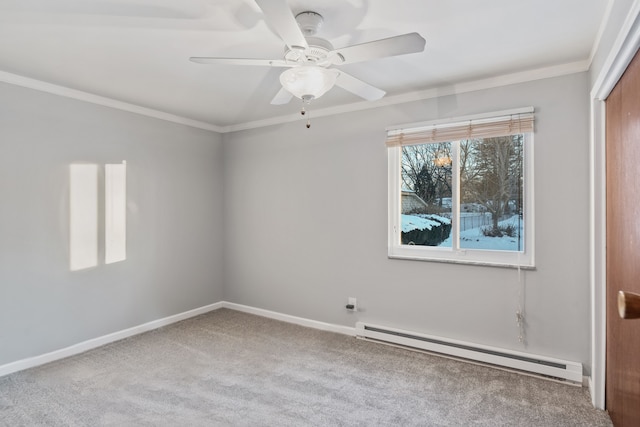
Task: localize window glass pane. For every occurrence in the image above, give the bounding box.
[458,136,524,251]
[400,143,452,247]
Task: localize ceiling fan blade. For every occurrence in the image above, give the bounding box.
[255,0,308,50]
[189,57,293,67]
[335,71,386,101]
[330,32,426,65]
[270,86,294,105]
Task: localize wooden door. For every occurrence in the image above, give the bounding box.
[606,47,640,426]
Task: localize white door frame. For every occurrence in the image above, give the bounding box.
[590,1,640,409]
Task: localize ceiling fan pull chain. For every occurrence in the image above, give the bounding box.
[300,100,311,128]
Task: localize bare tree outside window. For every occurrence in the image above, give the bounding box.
[401,143,452,246]
[401,142,452,209]
[460,135,523,238]
[399,136,524,251]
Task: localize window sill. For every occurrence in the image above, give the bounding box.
[387,253,536,270]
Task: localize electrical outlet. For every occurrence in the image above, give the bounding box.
[347,297,357,311]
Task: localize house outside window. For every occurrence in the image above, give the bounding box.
[387,108,534,268]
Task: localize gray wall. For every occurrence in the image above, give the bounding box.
[0,83,224,366]
[0,71,592,373]
[223,72,592,371]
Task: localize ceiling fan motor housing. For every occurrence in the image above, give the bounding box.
[284,36,333,63]
[295,11,323,36]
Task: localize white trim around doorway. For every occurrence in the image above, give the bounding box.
[589,0,640,409]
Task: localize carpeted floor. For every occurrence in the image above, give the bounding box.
[0,308,612,426]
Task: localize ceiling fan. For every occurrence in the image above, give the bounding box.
[190,0,426,117]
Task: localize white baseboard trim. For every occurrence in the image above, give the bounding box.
[0,301,357,378]
[220,301,357,337]
[0,300,582,390]
[0,302,223,378]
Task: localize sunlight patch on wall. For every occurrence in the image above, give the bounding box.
[69,164,98,271]
[69,161,127,271]
[105,161,126,264]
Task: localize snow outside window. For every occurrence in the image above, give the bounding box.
[387,109,534,268]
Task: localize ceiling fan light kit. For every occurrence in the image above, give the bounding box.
[189,0,426,127]
[283,37,334,63]
[279,65,338,102]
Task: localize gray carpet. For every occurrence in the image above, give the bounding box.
[0,308,612,426]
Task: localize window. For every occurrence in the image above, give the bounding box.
[387,108,534,267]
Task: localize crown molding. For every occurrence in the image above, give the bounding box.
[223,59,590,133]
[590,0,640,100]
[1,59,589,135]
[587,0,616,69]
[0,70,224,133]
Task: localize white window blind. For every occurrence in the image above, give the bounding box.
[386,110,534,147]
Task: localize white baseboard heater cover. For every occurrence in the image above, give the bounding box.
[355,322,582,384]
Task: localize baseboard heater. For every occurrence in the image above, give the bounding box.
[355,322,583,384]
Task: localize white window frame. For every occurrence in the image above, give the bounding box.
[387,109,535,268]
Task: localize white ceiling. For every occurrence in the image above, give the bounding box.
[0,0,609,131]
